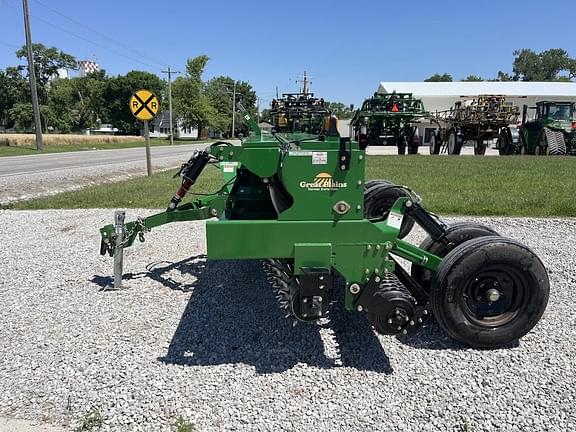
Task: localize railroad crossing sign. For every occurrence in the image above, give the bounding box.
[129,89,160,121]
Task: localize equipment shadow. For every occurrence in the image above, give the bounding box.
[92,255,393,374]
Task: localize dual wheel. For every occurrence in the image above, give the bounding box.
[364,181,549,348]
[411,222,549,348]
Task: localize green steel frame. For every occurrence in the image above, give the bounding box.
[100,115,442,310]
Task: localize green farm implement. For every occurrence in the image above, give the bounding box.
[350,92,427,155]
[269,92,333,135]
[506,101,576,156]
[99,110,549,348]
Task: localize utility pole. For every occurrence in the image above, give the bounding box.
[161,67,180,145]
[231,81,236,138]
[22,0,43,151]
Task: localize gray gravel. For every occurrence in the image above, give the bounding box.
[0,209,574,431]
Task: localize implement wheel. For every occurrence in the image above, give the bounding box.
[397,140,407,155]
[498,132,515,155]
[364,183,415,238]
[474,140,487,155]
[411,222,499,292]
[447,129,463,155]
[429,133,441,155]
[431,236,549,348]
[365,179,393,192]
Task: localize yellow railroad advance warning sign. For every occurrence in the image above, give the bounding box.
[129,89,160,121]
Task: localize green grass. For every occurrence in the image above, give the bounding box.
[5,155,576,217]
[0,138,214,157]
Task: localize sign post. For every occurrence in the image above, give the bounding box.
[129,89,160,177]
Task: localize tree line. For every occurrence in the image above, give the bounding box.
[0,44,259,137]
[425,48,576,82]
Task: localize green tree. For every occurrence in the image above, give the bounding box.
[326,101,354,119]
[260,108,271,123]
[48,71,108,132]
[7,102,57,131]
[101,70,164,135]
[462,75,483,82]
[16,43,77,103]
[512,48,573,81]
[0,66,29,128]
[173,55,218,140]
[205,76,257,136]
[424,73,453,82]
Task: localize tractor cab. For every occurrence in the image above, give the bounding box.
[526,102,576,130]
[519,101,576,155]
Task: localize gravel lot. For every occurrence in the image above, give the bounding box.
[0,210,574,431]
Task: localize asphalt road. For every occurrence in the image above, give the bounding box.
[0,143,208,178]
[0,143,208,204]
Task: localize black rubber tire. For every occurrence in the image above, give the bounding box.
[474,140,487,155]
[411,222,499,292]
[498,132,514,156]
[407,135,420,155]
[397,141,406,155]
[364,183,415,239]
[365,179,393,191]
[431,236,549,348]
[429,133,441,155]
[447,129,463,155]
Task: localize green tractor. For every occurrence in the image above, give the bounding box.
[508,101,576,155]
[350,92,427,155]
[99,108,549,349]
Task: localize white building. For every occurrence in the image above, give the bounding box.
[377,81,576,144]
[149,111,198,139]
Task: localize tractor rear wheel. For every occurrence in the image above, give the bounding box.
[474,140,487,155]
[364,183,415,238]
[447,129,463,155]
[431,236,549,348]
[411,222,499,292]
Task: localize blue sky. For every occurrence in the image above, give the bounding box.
[1,0,575,106]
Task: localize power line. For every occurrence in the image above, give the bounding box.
[4,0,163,71]
[31,0,168,69]
[0,40,20,49]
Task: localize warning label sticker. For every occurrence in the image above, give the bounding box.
[387,211,403,230]
[312,152,327,165]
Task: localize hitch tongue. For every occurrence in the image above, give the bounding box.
[112,210,126,289]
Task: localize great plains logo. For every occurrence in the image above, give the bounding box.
[299,173,347,191]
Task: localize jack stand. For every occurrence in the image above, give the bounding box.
[112,210,125,289]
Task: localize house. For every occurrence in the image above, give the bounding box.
[149,111,198,139]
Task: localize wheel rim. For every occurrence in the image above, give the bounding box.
[460,265,529,327]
